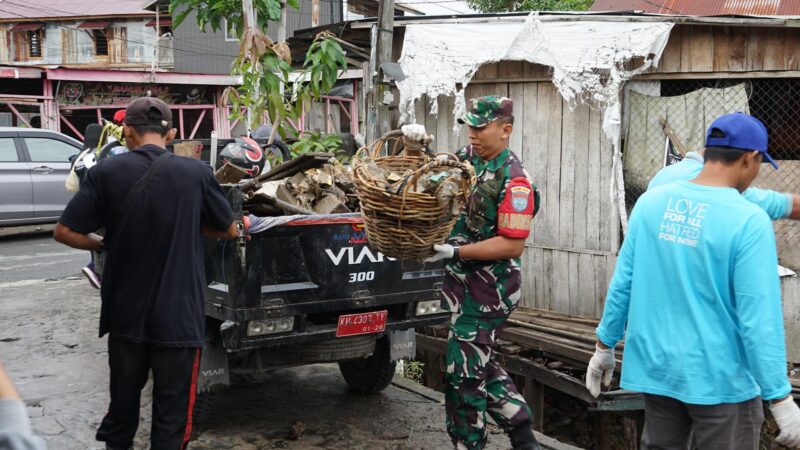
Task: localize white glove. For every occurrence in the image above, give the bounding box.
[424,244,455,263]
[771,396,800,447]
[401,124,434,151]
[585,345,615,398]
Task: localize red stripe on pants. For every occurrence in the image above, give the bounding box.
[181,348,201,449]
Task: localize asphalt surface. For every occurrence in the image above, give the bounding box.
[0,234,517,450]
[0,230,85,285]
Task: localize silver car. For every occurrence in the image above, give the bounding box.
[0,128,82,226]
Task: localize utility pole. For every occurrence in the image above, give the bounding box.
[270,0,287,145]
[311,0,320,27]
[367,0,394,145]
[278,0,287,43]
[242,0,257,132]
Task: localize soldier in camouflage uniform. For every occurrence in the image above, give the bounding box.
[425,96,541,450]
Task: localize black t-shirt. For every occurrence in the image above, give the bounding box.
[59,145,233,347]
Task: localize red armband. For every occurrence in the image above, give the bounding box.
[497,177,535,239]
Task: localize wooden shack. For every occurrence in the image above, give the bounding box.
[292,12,800,362]
[389,14,800,361]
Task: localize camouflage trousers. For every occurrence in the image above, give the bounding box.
[445,332,531,450]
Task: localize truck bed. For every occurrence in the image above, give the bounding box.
[204,187,448,351]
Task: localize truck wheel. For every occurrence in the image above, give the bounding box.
[192,391,215,425]
[338,336,396,394]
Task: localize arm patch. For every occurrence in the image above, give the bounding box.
[497,177,536,239]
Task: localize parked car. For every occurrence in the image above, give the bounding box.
[0,128,82,226]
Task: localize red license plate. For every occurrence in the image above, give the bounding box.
[336,310,388,337]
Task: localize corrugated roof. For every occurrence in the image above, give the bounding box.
[590,0,800,16]
[0,0,153,21]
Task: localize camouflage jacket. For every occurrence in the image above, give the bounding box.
[442,145,539,343]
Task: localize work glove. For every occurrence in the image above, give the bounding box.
[241,215,252,241]
[401,124,434,152]
[424,244,455,263]
[585,344,615,398]
[242,215,251,232]
[771,396,800,447]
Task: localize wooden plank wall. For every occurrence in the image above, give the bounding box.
[0,25,9,64]
[783,276,800,364]
[413,61,620,318]
[653,24,800,74]
[399,23,800,319]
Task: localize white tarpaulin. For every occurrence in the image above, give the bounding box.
[396,14,674,232]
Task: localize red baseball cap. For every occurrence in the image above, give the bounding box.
[113,109,126,124]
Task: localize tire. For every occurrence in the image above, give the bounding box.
[272,334,377,364]
[192,391,215,425]
[338,336,396,394]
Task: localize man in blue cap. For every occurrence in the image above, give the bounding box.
[649,116,799,221]
[586,112,800,449]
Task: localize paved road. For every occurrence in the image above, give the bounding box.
[0,235,505,450]
[0,277,517,450]
[0,235,575,450]
[0,232,86,285]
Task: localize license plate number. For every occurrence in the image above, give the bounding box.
[336,310,388,337]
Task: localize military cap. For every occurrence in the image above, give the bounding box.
[457,95,513,128]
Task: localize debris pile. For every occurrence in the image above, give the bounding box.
[275,159,359,214]
[222,148,468,221]
[228,152,359,217]
[359,159,466,216]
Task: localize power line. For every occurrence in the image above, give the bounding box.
[636,0,683,15]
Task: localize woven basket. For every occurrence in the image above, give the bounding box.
[353,131,474,260]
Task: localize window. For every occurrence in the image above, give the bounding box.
[0,138,18,162]
[25,138,78,162]
[93,30,108,56]
[223,18,237,41]
[27,30,42,58]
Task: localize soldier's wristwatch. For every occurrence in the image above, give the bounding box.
[452,246,461,259]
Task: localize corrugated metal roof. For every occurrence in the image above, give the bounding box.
[590,0,800,16]
[0,0,153,21]
[10,23,44,31]
[78,21,111,29]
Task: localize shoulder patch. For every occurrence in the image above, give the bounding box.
[497,177,536,239]
[509,185,531,212]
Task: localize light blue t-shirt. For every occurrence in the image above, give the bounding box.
[597,180,790,404]
[648,152,792,220]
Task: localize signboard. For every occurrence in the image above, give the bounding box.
[57,82,211,106]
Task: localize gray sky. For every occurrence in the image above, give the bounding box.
[396,1,477,15]
[342,1,477,20]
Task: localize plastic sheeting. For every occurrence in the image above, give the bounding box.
[396,14,674,233]
[623,84,750,196]
[398,14,672,138]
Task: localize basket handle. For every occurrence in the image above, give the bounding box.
[402,159,473,196]
[368,130,404,159]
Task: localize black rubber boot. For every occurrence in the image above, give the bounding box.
[105,444,132,450]
[509,421,543,450]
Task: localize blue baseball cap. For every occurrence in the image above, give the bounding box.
[705,112,778,170]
